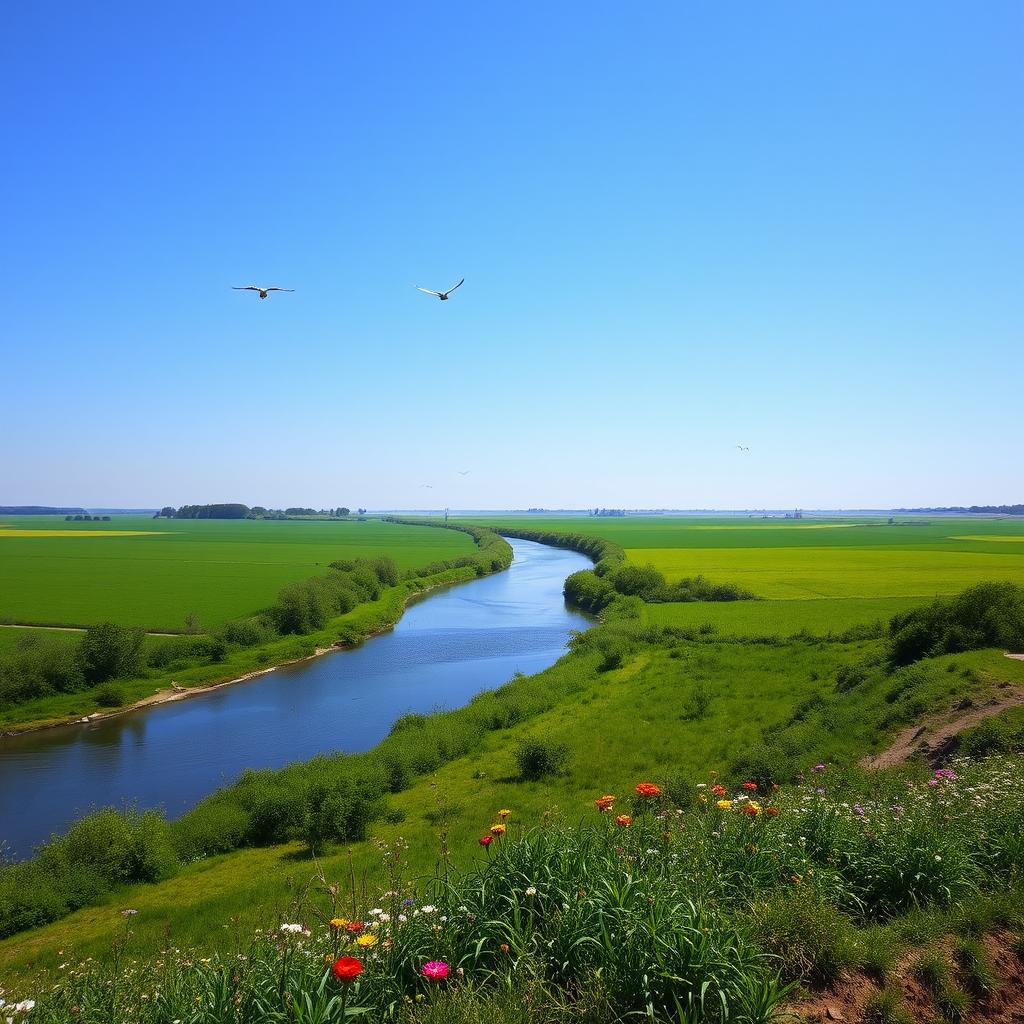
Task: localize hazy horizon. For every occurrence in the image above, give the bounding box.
[3,3,1021,509]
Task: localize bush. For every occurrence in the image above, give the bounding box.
[79,623,146,683]
[514,739,569,780]
[94,682,126,707]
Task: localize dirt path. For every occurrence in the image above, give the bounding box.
[0,623,185,637]
[861,684,1024,769]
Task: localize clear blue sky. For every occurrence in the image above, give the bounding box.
[2,3,1021,510]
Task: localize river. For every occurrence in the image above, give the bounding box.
[0,539,591,858]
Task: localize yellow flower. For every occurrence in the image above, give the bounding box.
[498,809,511,820]
[490,823,507,836]
[329,918,349,930]
[356,933,379,948]
[716,799,733,810]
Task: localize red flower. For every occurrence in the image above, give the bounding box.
[742,782,758,791]
[615,814,632,827]
[345,921,364,934]
[635,782,662,798]
[711,784,727,798]
[479,835,493,847]
[742,804,760,817]
[594,795,616,811]
[766,807,780,817]
[332,956,363,982]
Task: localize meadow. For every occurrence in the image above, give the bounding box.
[0,517,476,632]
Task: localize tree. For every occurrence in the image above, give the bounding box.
[78,623,146,683]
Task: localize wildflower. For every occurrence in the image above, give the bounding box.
[743,802,760,817]
[332,956,363,982]
[368,908,384,917]
[711,784,727,797]
[813,763,826,773]
[490,823,506,836]
[120,909,139,917]
[402,898,415,906]
[420,905,437,914]
[479,835,493,848]
[525,886,537,896]
[716,800,733,810]
[742,782,758,791]
[635,782,662,798]
[927,779,939,787]
[280,923,309,936]
[329,918,349,930]
[595,795,616,811]
[398,915,408,923]
[500,943,510,954]
[422,960,450,981]
[766,807,780,817]
[615,814,632,827]
[498,808,511,819]
[935,768,958,781]
[345,922,365,934]
[356,934,378,948]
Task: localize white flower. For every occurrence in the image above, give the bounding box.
[15,1002,35,1014]
[398,914,408,923]
[420,904,436,914]
[525,886,537,897]
[279,923,308,935]
[368,908,384,917]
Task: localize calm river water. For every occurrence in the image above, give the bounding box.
[0,540,591,858]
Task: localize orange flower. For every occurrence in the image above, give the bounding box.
[615,815,632,827]
[490,823,506,836]
[345,921,365,934]
[742,803,760,817]
[500,943,510,954]
[766,807,780,817]
[711,784,727,798]
[594,795,616,811]
[635,782,662,798]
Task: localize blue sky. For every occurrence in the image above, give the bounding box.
[2,3,1021,510]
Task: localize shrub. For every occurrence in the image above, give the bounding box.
[78,623,146,683]
[94,683,126,707]
[514,739,569,780]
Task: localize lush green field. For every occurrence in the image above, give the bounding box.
[462,514,1024,628]
[0,516,475,631]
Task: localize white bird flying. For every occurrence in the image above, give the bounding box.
[233,286,295,300]
[415,278,464,301]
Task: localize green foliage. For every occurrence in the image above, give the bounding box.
[863,987,915,1024]
[513,738,569,780]
[93,682,126,707]
[78,622,146,683]
[888,582,1024,667]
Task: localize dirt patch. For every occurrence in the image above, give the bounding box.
[861,687,1024,769]
[789,930,1024,1023]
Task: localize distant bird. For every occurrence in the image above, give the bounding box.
[232,285,295,300]
[415,278,464,301]
[419,484,434,489]
[736,445,750,452]
[458,470,471,476]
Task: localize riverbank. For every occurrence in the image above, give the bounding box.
[0,560,502,736]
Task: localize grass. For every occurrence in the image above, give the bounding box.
[0,516,476,631]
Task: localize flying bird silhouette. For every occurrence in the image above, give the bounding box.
[458,470,471,476]
[419,484,434,489]
[736,445,750,452]
[232,286,295,300]
[415,278,464,301]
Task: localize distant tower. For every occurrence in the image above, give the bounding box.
[444,507,449,523]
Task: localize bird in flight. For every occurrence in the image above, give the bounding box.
[233,286,295,300]
[736,445,750,452]
[458,470,471,476]
[419,484,434,489]
[415,278,464,301]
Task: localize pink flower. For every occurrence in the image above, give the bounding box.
[813,764,826,773]
[422,960,450,981]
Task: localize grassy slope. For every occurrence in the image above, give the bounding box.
[0,517,476,631]
[5,629,1023,985]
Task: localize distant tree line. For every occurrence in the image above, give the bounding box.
[155,504,360,520]
[0,506,86,515]
[899,504,1024,515]
[590,508,627,517]
[64,514,111,522]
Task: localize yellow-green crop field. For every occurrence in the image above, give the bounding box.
[461,514,1024,633]
[0,516,475,632]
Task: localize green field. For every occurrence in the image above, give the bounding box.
[0,516,475,632]
[461,514,1024,630]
